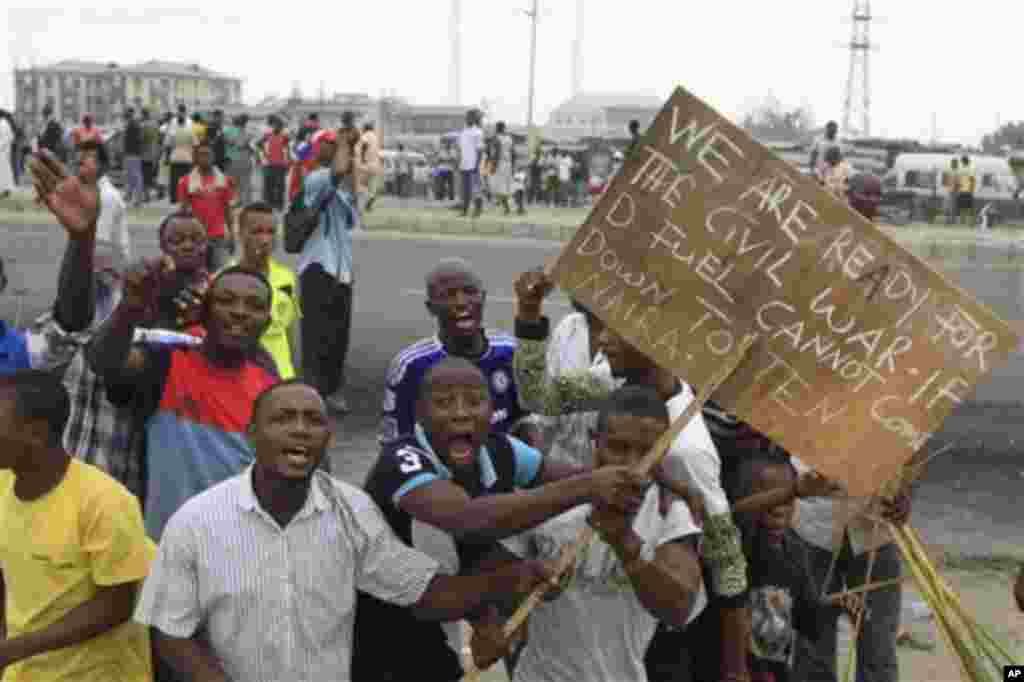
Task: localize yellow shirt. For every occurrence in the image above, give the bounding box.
[192,122,208,144]
[0,461,155,682]
[958,166,976,194]
[225,258,301,378]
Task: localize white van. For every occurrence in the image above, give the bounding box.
[380,149,428,182]
[884,153,1019,201]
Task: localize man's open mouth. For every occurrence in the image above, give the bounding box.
[447,435,476,465]
[283,445,312,466]
[452,312,477,331]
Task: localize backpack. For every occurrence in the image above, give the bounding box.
[284,173,337,254]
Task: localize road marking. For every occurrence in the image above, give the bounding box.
[400,289,572,308]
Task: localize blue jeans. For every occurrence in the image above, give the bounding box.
[796,538,901,682]
[124,156,144,204]
[460,169,480,213]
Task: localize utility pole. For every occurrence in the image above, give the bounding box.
[571,0,584,97]
[526,0,539,129]
[450,0,462,106]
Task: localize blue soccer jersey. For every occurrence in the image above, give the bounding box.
[379,331,527,444]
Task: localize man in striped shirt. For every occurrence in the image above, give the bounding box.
[134,380,556,682]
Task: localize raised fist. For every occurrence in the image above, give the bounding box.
[122,256,176,310]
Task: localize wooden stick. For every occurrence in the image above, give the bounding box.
[825,576,909,604]
[460,334,757,681]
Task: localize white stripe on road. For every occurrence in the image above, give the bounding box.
[400,289,572,308]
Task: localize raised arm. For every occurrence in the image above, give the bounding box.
[30,149,100,333]
[87,257,172,379]
[512,268,611,416]
[730,470,840,517]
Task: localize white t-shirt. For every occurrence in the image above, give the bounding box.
[662,386,730,516]
[95,176,130,273]
[458,126,484,171]
[505,487,705,682]
[557,155,573,182]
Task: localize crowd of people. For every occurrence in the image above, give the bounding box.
[0,103,634,226]
[0,105,934,682]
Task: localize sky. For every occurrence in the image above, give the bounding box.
[2,2,1017,145]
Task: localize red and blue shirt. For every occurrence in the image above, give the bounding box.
[107,346,278,540]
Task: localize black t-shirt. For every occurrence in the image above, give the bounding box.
[40,120,65,159]
[123,120,143,156]
[688,531,824,682]
[352,432,544,682]
[746,533,823,681]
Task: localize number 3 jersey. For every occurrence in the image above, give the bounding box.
[352,427,543,682]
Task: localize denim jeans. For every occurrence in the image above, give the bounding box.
[124,156,144,204]
[795,537,901,682]
[460,169,480,213]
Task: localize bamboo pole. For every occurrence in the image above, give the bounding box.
[890,525,975,682]
[825,576,909,604]
[459,334,758,681]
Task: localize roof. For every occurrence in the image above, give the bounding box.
[22,59,238,81]
[127,60,235,80]
[552,92,664,113]
[30,59,115,75]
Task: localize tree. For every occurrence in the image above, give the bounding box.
[741,94,816,143]
[981,121,1024,154]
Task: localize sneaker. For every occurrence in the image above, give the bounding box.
[325,393,350,414]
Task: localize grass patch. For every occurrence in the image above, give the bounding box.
[940,553,1023,574]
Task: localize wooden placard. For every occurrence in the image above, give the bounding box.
[550,86,1019,496]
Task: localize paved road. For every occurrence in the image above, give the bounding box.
[3,220,1023,555]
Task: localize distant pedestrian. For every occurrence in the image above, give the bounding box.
[626,119,641,156]
[37,104,66,162]
[0,110,14,197]
[71,113,102,150]
[491,121,515,215]
[177,140,236,272]
[225,115,257,205]
[140,109,162,202]
[261,117,290,211]
[395,143,412,198]
[810,121,840,182]
[457,109,485,217]
[358,122,383,212]
[435,140,456,203]
[190,112,207,144]
[168,109,196,205]
[945,158,960,224]
[822,147,852,201]
[207,109,228,171]
[122,108,145,207]
[957,155,976,226]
